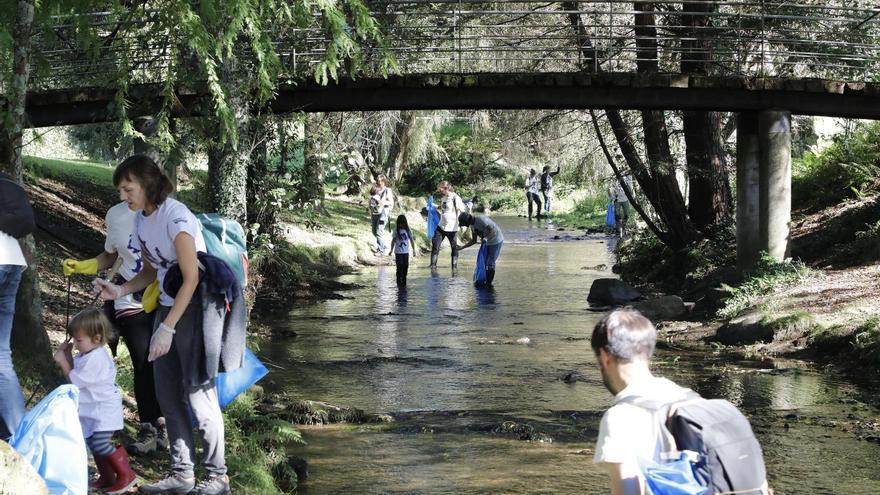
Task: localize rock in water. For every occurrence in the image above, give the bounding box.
[0,440,49,495]
[631,295,687,321]
[516,337,531,344]
[587,278,641,305]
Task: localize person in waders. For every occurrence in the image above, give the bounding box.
[63,198,167,456]
[94,155,238,495]
[430,180,467,271]
[458,212,504,286]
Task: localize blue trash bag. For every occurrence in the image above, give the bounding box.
[10,384,88,495]
[605,200,616,227]
[638,453,710,495]
[474,243,488,285]
[427,195,440,239]
[217,347,269,409]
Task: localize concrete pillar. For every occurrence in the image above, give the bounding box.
[132,116,159,162]
[758,111,792,261]
[736,112,761,271]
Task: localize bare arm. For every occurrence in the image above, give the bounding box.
[604,463,644,495]
[461,229,479,249]
[95,251,119,271]
[53,342,73,381]
[121,262,157,295]
[409,229,417,256]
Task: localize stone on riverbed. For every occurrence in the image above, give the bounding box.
[0,440,48,495]
[587,278,641,305]
[631,295,687,321]
[716,310,772,345]
[260,396,394,425]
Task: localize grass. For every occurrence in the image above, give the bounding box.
[851,316,880,365]
[552,193,608,230]
[717,254,812,320]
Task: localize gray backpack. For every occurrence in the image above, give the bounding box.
[623,392,769,494]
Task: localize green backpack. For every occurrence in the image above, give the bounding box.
[197,213,248,288]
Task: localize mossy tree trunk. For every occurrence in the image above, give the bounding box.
[299,113,325,209]
[1,0,51,364]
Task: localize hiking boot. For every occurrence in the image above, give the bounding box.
[192,473,231,495]
[127,422,158,455]
[139,472,196,494]
[156,417,169,451]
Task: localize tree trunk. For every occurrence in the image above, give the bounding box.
[385,111,416,183]
[207,54,249,224]
[299,113,325,207]
[3,0,51,362]
[681,0,732,231]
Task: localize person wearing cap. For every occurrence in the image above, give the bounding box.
[458,212,504,286]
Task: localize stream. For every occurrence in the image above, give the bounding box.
[258,216,880,494]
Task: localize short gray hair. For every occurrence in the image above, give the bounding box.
[590,308,656,362]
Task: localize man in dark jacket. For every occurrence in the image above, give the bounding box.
[0,172,35,439]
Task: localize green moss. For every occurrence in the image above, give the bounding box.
[851,316,880,365]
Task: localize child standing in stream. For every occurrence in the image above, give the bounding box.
[389,214,417,288]
[53,307,137,494]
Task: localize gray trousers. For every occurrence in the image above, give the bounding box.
[153,305,226,477]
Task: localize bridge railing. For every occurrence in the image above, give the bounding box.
[29,0,880,91]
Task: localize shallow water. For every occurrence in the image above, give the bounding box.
[258,217,880,494]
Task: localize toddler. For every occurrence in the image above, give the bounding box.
[54,307,136,494]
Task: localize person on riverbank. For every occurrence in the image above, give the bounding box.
[389,214,417,288]
[591,309,769,494]
[540,165,561,214]
[94,155,239,495]
[0,172,35,441]
[430,180,467,271]
[62,200,167,455]
[458,212,504,286]
[524,168,543,220]
[611,173,632,237]
[369,175,394,255]
[53,307,137,494]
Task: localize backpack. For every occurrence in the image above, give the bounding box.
[196,213,248,288]
[623,392,769,495]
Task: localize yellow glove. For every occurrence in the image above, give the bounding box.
[62,258,98,277]
[142,280,160,313]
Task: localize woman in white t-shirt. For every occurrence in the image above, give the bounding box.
[94,155,229,495]
[430,180,467,270]
[62,200,165,455]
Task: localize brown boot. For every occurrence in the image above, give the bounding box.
[104,446,137,494]
[90,453,116,490]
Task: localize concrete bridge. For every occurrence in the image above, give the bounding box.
[20,0,880,271]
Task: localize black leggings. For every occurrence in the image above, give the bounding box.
[115,310,162,425]
[526,192,542,218]
[431,228,458,261]
[395,253,409,287]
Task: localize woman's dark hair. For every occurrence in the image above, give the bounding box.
[396,214,409,230]
[458,212,474,226]
[113,155,173,206]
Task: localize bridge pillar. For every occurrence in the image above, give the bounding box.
[758,111,792,262]
[736,112,761,271]
[736,110,792,271]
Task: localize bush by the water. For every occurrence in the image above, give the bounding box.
[793,121,880,210]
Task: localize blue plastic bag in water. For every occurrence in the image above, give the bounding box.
[10,384,88,495]
[605,200,616,227]
[639,453,710,495]
[217,348,269,409]
[426,195,440,239]
[474,243,488,285]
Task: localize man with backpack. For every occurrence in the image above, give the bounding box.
[591,309,770,495]
[539,165,560,214]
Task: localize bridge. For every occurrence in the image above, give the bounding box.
[20,0,880,269]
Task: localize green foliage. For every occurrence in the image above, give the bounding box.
[24,155,114,187]
[401,122,506,194]
[850,317,880,365]
[249,239,348,304]
[66,122,131,161]
[717,254,812,320]
[792,121,880,209]
[553,193,607,229]
[855,219,880,242]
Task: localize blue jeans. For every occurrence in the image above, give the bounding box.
[371,214,388,254]
[485,242,503,270]
[542,190,552,212]
[0,265,25,440]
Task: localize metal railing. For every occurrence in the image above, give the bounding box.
[29,0,880,91]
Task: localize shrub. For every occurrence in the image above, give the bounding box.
[717,254,811,320]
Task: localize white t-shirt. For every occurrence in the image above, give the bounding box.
[594,375,692,473]
[394,228,412,255]
[525,175,539,194]
[104,202,143,314]
[472,216,503,245]
[70,346,123,437]
[614,175,633,203]
[438,193,466,232]
[134,198,206,307]
[0,231,25,267]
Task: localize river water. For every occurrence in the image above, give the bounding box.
[259,217,880,494]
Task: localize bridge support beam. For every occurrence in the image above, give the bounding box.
[736,111,792,271]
